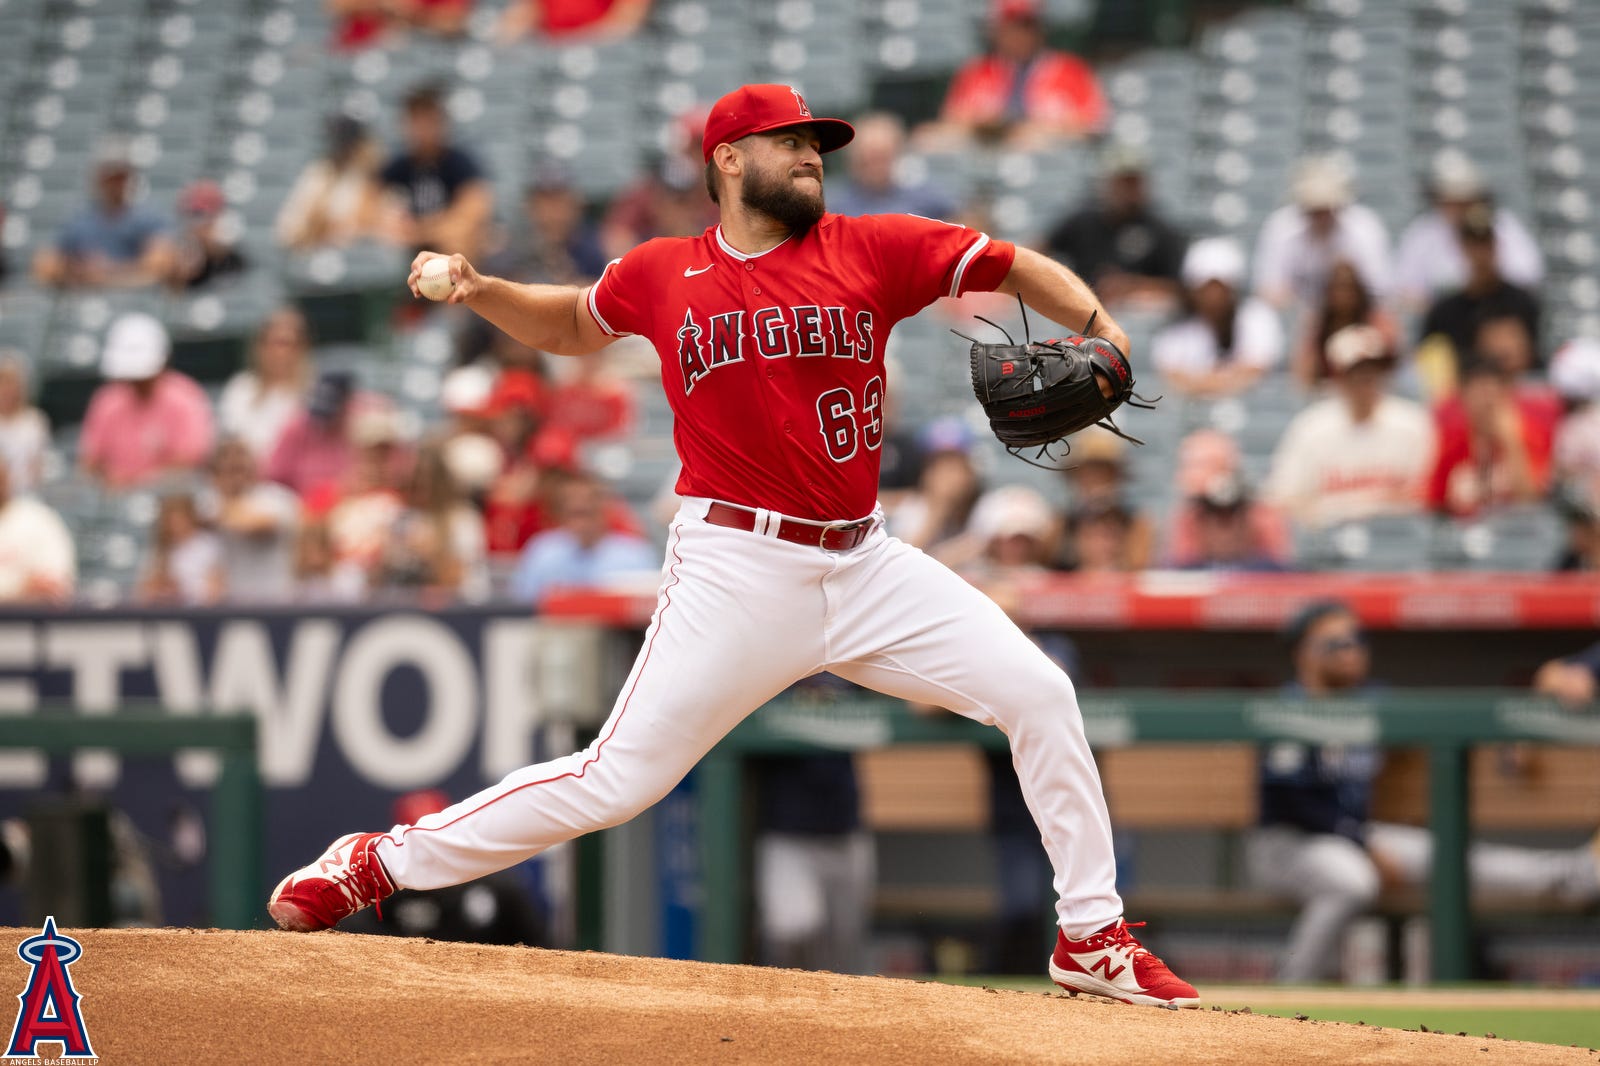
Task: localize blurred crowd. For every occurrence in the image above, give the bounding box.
[0,0,1597,610]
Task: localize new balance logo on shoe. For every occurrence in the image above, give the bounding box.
[1048,920,1200,1008]
[269,832,396,933]
[1087,954,1127,982]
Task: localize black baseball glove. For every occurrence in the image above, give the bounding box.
[960,303,1155,467]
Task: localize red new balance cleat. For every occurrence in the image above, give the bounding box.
[268,832,396,932]
[1049,919,1201,1007]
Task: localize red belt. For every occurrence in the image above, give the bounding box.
[704,502,876,552]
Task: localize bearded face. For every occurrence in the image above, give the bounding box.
[738,150,825,233]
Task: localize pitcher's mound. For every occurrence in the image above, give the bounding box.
[25,928,1590,1064]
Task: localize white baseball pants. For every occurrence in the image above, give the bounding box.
[376,497,1124,937]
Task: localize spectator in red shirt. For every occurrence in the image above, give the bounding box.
[538,348,635,451]
[79,314,214,489]
[329,0,471,51]
[1429,361,1554,517]
[498,0,651,42]
[924,0,1107,149]
[1475,311,1561,416]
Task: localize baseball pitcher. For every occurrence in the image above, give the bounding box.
[268,84,1197,1008]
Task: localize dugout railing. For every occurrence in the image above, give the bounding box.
[0,709,263,929]
[695,690,1600,981]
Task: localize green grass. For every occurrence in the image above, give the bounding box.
[1241,1006,1599,1049]
[933,977,1600,1048]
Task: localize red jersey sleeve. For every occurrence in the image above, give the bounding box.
[586,249,652,338]
[862,214,1016,321]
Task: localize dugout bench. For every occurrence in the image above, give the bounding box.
[695,691,1600,981]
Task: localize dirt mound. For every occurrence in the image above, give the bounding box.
[16,929,1591,1065]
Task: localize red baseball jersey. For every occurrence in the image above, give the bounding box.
[586,213,1016,520]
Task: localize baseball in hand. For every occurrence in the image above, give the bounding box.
[417,257,455,302]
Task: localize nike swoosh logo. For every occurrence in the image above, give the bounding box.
[683,265,714,277]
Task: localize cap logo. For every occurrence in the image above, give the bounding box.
[789,86,811,117]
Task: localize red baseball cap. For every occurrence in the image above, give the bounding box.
[992,0,1042,21]
[701,84,855,164]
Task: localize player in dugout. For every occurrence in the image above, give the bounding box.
[1248,600,1600,982]
[268,83,1196,1007]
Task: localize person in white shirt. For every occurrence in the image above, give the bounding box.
[217,307,313,460]
[274,115,381,251]
[1266,324,1435,529]
[1252,155,1392,313]
[0,461,74,601]
[1393,153,1544,311]
[1151,237,1284,398]
[200,437,302,602]
[138,492,223,605]
[0,353,49,494]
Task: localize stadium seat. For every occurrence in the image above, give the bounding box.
[1296,514,1435,572]
[1430,507,1567,572]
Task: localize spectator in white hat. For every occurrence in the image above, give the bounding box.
[438,362,506,496]
[1265,324,1434,530]
[1151,237,1284,398]
[79,313,214,489]
[971,485,1056,555]
[1393,152,1544,310]
[959,483,1061,603]
[1552,338,1600,507]
[1252,155,1391,314]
